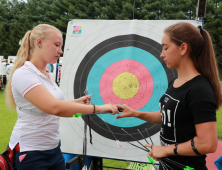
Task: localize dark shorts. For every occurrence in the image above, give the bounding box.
[14,142,65,170]
[1,75,6,85]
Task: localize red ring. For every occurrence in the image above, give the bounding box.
[100,59,154,110]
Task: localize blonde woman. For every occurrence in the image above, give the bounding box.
[6,24,119,170]
[116,22,221,170]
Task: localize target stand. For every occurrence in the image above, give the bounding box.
[59,20,203,169]
[66,155,135,170]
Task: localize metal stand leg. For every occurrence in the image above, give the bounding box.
[90,157,103,170]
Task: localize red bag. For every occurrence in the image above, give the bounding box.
[0,153,10,170]
[0,144,20,170]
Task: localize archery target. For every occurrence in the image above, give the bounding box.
[74,34,174,142]
[56,57,63,83]
[46,63,57,80]
[60,20,202,162]
[46,64,54,72]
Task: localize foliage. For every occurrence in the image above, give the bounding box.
[0,0,222,71]
[204,1,222,72]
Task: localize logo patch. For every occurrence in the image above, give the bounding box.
[73,26,82,34]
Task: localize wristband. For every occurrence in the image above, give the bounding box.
[174,143,179,156]
[92,104,95,113]
[191,139,202,156]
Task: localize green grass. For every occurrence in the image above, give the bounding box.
[0,89,17,153]
[217,107,222,140]
[103,159,130,170]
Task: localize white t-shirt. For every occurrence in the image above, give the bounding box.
[9,61,65,152]
[0,62,7,75]
[6,63,14,80]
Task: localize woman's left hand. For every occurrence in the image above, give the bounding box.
[145,144,169,161]
[71,95,92,105]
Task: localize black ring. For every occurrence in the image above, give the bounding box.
[74,34,177,141]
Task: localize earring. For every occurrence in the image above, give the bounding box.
[180,54,183,57]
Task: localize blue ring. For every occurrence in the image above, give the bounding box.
[47,64,52,72]
[87,46,167,127]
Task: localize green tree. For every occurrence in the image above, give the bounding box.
[4,21,23,57]
[204,0,222,71]
[49,0,78,35]
[23,0,53,24]
[0,0,10,56]
[0,0,10,28]
[0,24,8,57]
[164,0,197,19]
[0,0,222,65]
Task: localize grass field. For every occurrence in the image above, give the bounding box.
[0,90,17,152]
[0,89,222,169]
[217,107,222,140]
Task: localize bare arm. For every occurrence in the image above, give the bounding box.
[25,85,118,117]
[115,104,162,124]
[134,110,162,124]
[147,121,218,160]
[175,121,217,155]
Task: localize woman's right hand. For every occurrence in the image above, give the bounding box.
[115,104,137,119]
[96,104,119,115]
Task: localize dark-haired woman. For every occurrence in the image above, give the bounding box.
[116,22,221,170]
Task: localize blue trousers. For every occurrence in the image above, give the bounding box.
[14,142,65,170]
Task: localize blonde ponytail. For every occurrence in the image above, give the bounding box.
[5,24,61,109]
[5,31,32,109]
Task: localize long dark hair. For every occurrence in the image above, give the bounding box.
[164,22,222,110]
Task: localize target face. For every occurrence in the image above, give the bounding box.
[60,20,201,162]
[46,63,57,80]
[46,64,54,72]
[74,34,175,142]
